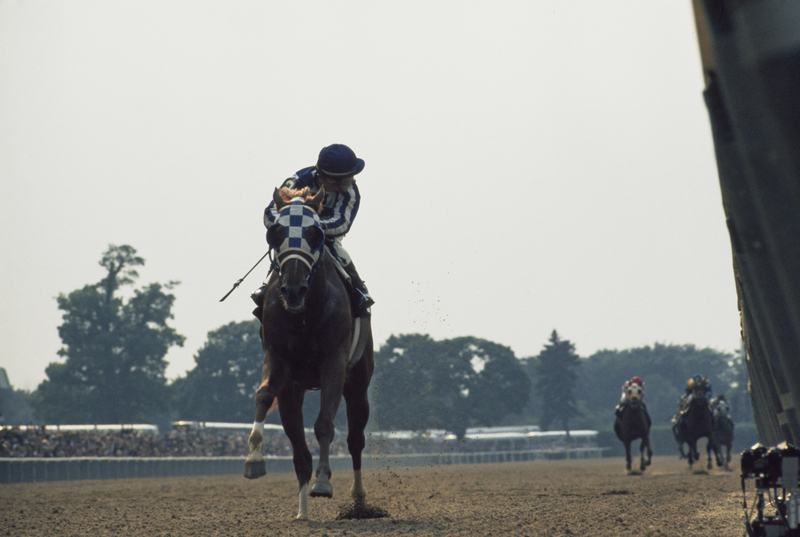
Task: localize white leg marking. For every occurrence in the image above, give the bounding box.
[351,469,367,501]
[246,421,265,464]
[297,483,309,520]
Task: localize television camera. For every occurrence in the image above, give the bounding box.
[741,442,800,536]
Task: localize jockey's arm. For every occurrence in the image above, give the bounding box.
[318,184,360,238]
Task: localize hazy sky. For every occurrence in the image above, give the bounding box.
[0,1,739,392]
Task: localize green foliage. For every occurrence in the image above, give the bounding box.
[0,387,35,425]
[31,245,184,424]
[576,343,739,430]
[172,320,265,423]
[372,334,530,439]
[533,330,582,433]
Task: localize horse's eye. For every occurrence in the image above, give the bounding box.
[267,225,286,248]
[305,226,324,250]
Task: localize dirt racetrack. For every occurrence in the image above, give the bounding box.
[2,455,746,536]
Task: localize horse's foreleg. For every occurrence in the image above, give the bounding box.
[624,441,632,472]
[688,441,698,467]
[244,376,279,480]
[277,384,313,520]
[708,438,721,469]
[639,438,649,472]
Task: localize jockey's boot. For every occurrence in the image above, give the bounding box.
[614,403,624,417]
[251,285,266,319]
[343,262,375,318]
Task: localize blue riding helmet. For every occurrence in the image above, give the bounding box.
[316,144,365,177]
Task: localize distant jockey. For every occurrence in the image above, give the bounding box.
[712,394,731,421]
[673,374,713,425]
[615,376,652,427]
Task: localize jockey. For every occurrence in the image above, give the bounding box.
[254,144,375,318]
[614,376,651,426]
[674,374,713,423]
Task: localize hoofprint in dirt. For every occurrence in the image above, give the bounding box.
[1,456,744,536]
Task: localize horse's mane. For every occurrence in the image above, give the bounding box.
[274,186,324,213]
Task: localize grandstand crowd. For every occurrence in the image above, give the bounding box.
[0,425,348,459]
[1,424,586,459]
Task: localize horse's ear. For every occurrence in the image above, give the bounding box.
[305,226,324,250]
[266,224,286,248]
[273,188,285,210]
[308,187,325,212]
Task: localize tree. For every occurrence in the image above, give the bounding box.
[724,345,753,423]
[534,330,581,436]
[372,334,530,439]
[576,343,738,429]
[172,320,265,423]
[31,245,184,424]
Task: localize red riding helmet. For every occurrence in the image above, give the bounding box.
[631,376,643,386]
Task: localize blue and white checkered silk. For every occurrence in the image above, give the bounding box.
[274,198,324,271]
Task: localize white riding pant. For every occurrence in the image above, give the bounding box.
[329,237,352,267]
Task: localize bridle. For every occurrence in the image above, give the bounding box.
[267,199,325,287]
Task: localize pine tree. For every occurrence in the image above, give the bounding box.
[534,330,581,436]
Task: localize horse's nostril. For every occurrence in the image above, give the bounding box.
[298,286,308,298]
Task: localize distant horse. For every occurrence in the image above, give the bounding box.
[243,187,374,521]
[673,388,722,470]
[712,399,735,471]
[614,383,652,472]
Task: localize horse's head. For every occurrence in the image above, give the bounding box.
[712,398,729,418]
[627,383,643,405]
[692,386,708,402]
[266,187,326,313]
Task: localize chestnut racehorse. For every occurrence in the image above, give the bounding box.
[244,187,374,521]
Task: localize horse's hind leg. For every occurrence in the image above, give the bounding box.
[245,375,279,479]
[278,384,314,520]
[343,377,371,503]
[310,359,347,499]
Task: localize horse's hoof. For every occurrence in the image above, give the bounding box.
[243,460,267,479]
[310,481,333,498]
